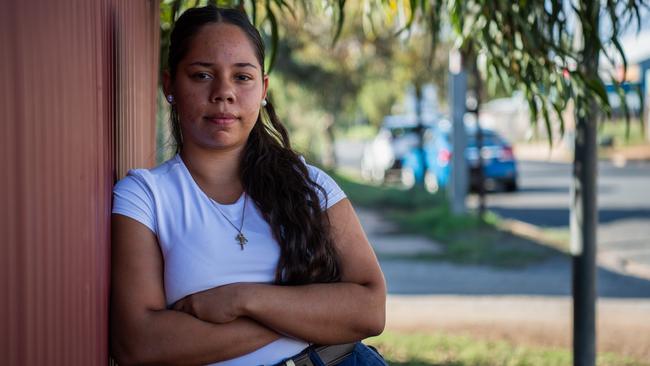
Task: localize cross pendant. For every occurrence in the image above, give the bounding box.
[236,232,248,250]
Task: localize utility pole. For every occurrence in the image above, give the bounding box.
[641,70,650,141]
[448,48,468,214]
[414,83,428,189]
[571,2,598,365]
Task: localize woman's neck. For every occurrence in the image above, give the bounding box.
[180,145,244,204]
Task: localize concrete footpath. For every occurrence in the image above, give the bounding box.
[357,208,650,361]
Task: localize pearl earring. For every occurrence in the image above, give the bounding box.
[261,99,267,107]
[166,95,174,103]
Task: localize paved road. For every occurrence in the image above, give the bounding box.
[469,160,650,278]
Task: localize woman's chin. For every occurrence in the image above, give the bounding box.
[204,137,246,151]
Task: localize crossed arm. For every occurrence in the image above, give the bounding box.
[110,198,386,365]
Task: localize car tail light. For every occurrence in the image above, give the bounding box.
[500,146,514,161]
[438,148,451,166]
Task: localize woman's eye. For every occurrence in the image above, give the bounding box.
[236,74,252,81]
[192,72,212,80]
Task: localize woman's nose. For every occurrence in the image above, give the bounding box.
[210,79,235,103]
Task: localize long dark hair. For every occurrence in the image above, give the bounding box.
[168,6,340,285]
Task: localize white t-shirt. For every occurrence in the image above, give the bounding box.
[112,154,346,366]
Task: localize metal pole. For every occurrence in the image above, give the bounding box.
[571,2,598,365]
[641,69,650,141]
[468,54,486,217]
[448,49,468,214]
[571,114,598,366]
[415,84,428,186]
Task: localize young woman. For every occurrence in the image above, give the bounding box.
[111,6,386,366]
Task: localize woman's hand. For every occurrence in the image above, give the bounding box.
[172,283,250,324]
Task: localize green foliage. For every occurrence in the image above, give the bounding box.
[266,72,332,159]
[443,0,648,143]
[158,1,440,164]
[336,124,377,141]
[158,0,649,157]
[159,0,346,74]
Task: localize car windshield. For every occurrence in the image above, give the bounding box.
[390,127,419,139]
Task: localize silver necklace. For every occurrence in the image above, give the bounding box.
[211,193,248,250]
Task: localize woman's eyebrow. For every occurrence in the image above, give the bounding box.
[188,61,213,67]
[187,61,257,69]
[233,62,257,69]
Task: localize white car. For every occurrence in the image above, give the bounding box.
[361,114,438,183]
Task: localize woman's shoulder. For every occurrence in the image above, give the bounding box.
[302,159,333,185]
[304,160,326,178]
[301,158,347,209]
[111,155,184,233]
[116,155,181,184]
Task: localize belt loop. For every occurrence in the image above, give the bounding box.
[308,348,326,366]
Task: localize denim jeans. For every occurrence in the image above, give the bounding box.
[308,342,387,366]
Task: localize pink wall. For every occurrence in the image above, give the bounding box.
[0,1,159,364]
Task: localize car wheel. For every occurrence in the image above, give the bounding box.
[401,167,416,189]
[424,170,439,193]
[504,179,518,192]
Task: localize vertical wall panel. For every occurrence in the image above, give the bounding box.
[114,0,159,178]
[1,1,22,364]
[0,1,159,364]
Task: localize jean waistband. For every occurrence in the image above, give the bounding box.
[277,342,356,366]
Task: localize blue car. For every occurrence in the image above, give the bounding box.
[401,123,518,193]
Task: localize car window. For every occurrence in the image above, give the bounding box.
[390,127,419,139]
[467,133,502,146]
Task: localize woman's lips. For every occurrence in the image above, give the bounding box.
[205,114,237,125]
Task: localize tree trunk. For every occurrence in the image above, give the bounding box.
[571,2,599,365]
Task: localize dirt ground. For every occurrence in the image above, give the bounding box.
[385,295,650,362]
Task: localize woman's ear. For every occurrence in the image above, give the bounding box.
[262,74,269,100]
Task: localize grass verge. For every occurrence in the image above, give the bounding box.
[365,331,645,366]
[333,171,560,268]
